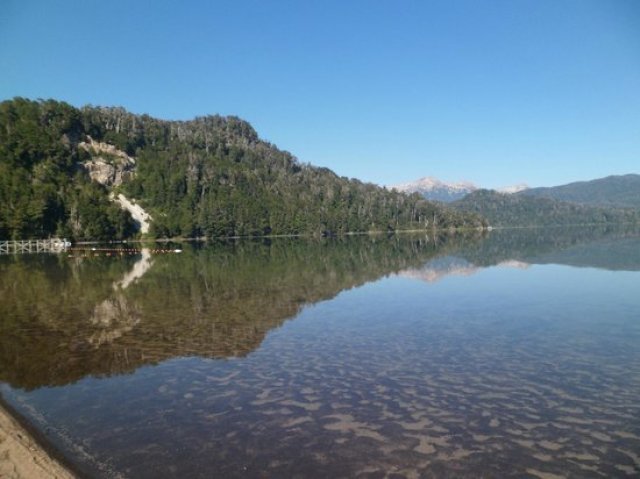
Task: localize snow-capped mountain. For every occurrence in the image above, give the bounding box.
[392,177,477,202]
[392,176,529,202]
[398,256,530,284]
[497,183,529,194]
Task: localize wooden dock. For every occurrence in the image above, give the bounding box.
[0,238,71,255]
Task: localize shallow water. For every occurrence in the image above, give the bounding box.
[1,228,639,478]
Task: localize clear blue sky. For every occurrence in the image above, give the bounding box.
[1,0,639,188]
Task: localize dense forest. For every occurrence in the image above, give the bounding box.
[0,98,486,240]
[0,99,136,240]
[452,189,640,228]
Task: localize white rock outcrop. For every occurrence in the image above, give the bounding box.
[78,136,153,234]
[79,136,136,187]
[111,193,152,234]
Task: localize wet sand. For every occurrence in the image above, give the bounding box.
[0,404,74,479]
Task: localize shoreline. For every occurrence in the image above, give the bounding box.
[0,400,76,479]
[70,222,640,245]
[73,225,492,245]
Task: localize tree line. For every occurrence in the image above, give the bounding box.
[452,189,640,228]
[0,98,486,240]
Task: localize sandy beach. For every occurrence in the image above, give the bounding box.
[0,404,74,479]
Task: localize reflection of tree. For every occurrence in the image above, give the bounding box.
[0,253,140,389]
[6,227,635,390]
[0,234,480,390]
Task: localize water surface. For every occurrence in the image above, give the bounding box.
[1,228,639,478]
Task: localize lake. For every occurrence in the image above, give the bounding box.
[1,227,639,478]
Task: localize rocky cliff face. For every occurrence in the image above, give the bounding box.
[79,136,136,187]
[78,137,152,233]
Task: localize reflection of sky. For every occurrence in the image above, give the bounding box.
[315,264,640,342]
[2,247,640,477]
[442,264,631,308]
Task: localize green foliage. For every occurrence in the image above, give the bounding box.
[452,189,640,228]
[90,108,487,237]
[0,98,134,240]
[521,174,640,209]
[0,98,486,240]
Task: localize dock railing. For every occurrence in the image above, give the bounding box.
[0,238,71,255]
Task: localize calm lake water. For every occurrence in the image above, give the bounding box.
[1,228,639,478]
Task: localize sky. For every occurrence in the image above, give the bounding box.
[1,0,639,189]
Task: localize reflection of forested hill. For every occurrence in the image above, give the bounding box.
[522,236,640,271]
[0,234,481,390]
[458,225,640,270]
[4,228,635,390]
[396,226,640,284]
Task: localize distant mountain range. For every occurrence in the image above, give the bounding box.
[396,173,640,227]
[394,174,640,209]
[519,174,640,209]
[451,189,640,228]
[392,177,478,202]
[392,177,528,202]
[499,183,530,194]
[2,97,637,238]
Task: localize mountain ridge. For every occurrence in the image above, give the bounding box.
[519,174,640,209]
[0,98,486,240]
[452,189,640,228]
[393,176,530,202]
[392,177,478,202]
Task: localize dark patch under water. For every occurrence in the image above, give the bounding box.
[1,228,639,478]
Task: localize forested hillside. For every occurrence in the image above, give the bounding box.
[452,189,640,227]
[520,174,640,209]
[0,99,137,240]
[0,98,486,240]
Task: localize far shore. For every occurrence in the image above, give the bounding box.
[70,221,640,246]
[72,225,492,245]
